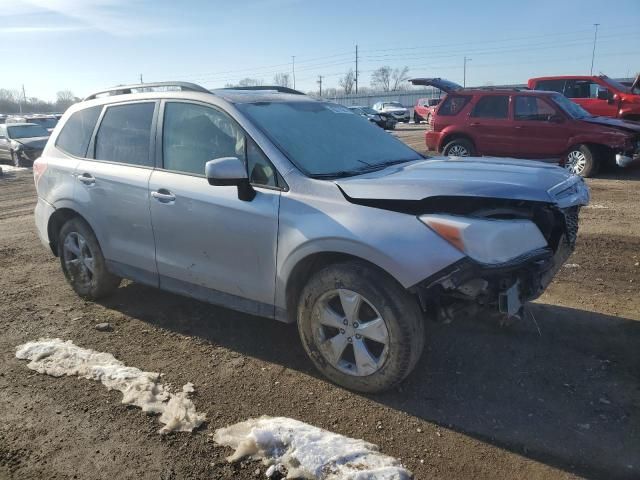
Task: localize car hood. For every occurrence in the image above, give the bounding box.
[383,108,407,113]
[14,136,48,149]
[580,116,640,133]
[409,77,463,93]
[335,157,589,207]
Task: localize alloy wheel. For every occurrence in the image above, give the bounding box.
[448,144,469,156]
[313,289,390,377]
[62,232,95,288]
[565,150,587,175]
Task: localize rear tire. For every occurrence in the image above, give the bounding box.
[413,112,422,124]
[58,217,120,299]
[443,138,475,157]
[565,144,599,177]
[297,261,425,393]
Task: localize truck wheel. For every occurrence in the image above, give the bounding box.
[297,261,425,393]
[443,138,475,157]
[413,112,422,124]
[565,144,598,177]
[58,217,121,299]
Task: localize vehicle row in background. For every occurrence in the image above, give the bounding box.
[410,78,640,177]
[6,114,59,133]
[528,74,640,121]
[371,101,410,123]
[348,106,397,130]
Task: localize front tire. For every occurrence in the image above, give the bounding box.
[297,261,425,393]
[58,217,120,299]
[565,144,598,177]
[413,112,422,124]
[442,138,475,157]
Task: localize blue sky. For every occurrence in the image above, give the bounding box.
[1,0,639,101]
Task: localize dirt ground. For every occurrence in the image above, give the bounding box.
[1,126,638,480]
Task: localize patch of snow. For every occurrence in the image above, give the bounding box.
[15,338,205,434]
[585,204,608,209]
[0,165,29,173]
[214,416,412,479]
[563,263,580,268]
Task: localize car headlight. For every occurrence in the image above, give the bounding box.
[419,214,548,264]
[10,140,22,151]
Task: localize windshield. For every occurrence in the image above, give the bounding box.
[237,101,422,177]
[30,117,58,129]
[8,124,49,139]
[383,102,403,108]
[550,93,591,119]
[601,76,631,94]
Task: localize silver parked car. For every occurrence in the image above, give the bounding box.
[372,101,410,123]
[33,82,589,392]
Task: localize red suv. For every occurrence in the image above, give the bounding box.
[528,75,640,121]
[413,97,441,124]
[409,78,640,177]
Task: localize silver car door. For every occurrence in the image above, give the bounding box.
[149,101,280,317]
[75,101,159,286]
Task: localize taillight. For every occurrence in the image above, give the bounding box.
[33,157,47,188]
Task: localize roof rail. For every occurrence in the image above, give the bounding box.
[218,85,306,95]
[83,81,210,101]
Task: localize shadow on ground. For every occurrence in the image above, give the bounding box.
[101,283,640,480]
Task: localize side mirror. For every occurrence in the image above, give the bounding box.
[596,88,610,101]
[205,157,256,201]
[548,114,564,123]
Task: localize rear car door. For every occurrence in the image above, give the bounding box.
[467,94,515,156]
[148,100,281,316]
[75,101,159,286]
[512,95,568,160]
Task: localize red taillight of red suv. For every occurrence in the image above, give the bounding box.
[33,157,47,188]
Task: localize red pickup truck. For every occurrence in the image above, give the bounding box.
[528,75,640,121]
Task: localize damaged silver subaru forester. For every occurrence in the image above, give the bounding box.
[33,82,589,392]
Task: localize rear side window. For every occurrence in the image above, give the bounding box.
[438,95,471,116]
[534,79,566,94]
[55,106,102,157]
[95,102,155,166]
[514,96,557,121]
[470,95,509,118]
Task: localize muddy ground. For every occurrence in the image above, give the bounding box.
[0,126,638,479]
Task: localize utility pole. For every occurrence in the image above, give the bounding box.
[20,84,26,114]
[139,73,143,84]
[317,75,323,97]
[463,56,471,88]
[291,56,296,89]
[590,23,600,75]
[355,44,359,94]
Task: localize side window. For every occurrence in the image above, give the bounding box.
[514,96,557,121]
[534,80,565,94]
[470,95,509,118]
[56,106,102,157]
[162,102,278,187]
[438,95,471,116]
[564,80,597,99]
[95,102,155,166]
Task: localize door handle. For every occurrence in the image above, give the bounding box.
[470,122,481,127]
[514,126,523,129]
[77,173,95,185]
[151,189,176,203]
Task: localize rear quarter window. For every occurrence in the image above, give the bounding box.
[55,106,102,157]
[438,95,471,116]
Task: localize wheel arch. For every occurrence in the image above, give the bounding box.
[47,207,90,256]
[282,251,411,324]
[439,131,475,153]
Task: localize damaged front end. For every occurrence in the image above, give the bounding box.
[410,200,582,325]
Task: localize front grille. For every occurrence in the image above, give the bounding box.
[562,206,580,247]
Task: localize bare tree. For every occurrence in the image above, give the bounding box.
[56,90,78,111]
[391,66,410,91]
[339,69,355,95]
[371,66,392,91]
[273,72,291,88]
[225,78,263,88]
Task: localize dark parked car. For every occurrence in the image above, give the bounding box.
[410,77,640,177]
[0,122,50,167]
[348,106,397,130]
[7,114,58,133]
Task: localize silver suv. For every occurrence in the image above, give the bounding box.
[33,82,589,392]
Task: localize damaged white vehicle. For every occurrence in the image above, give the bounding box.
[33,82,589,392]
